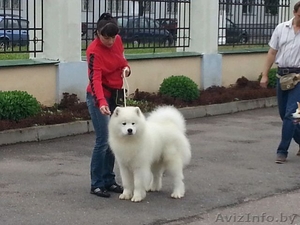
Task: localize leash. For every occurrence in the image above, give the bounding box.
[122,68,130,107]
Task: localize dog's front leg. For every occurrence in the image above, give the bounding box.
[131,168,149,202]
[119,165,134,200]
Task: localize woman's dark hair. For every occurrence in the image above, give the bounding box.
[95,13,119,37]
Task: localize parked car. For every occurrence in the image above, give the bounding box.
[0,15,29,49]
[115,16,173,46]
[225,18,249,44]
[155,18,177,40]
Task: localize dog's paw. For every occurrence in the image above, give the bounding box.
[171,191,184,199]
[119,193,132,200]
[149,186,161,192]
[131,195,144,202]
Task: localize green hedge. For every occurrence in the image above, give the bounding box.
[0,90,41,121]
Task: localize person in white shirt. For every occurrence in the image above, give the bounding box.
[260,1,300,164]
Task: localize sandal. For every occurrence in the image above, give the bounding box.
[90,187,110,198]
[106,183,123,193]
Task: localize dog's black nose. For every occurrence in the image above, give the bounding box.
[127,128,133,134]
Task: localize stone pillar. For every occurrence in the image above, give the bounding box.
[185,0,222,89]
[33,0,82,62]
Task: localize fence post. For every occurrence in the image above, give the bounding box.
[34,0,81,62]
[186,0,222,89]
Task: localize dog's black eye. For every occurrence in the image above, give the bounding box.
[132,123,135,125]
[122,122,126,125]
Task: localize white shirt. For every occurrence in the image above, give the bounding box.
[269,17,300,67]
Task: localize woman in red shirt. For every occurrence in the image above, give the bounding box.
[86,13,130,198]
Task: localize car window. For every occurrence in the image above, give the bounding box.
[129,19,138,28]
[19,20,28,29]
[117,18,127,27]
[149,19,158,28]
[226,19,235,28]
[5,19,12,29]
[139,18,147,28]
[0,18,4,29]
[12,19,19,29]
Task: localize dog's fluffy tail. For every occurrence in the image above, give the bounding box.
[147,105,186,133]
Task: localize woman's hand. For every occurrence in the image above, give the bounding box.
[100,105,111,115]
[122,67,130,77]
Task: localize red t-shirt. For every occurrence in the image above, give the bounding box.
[86,35,129,107]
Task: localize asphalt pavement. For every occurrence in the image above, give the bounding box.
[1,106,300,225]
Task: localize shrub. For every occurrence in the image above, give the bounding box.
[58,92,80,110]
[0,91,41,121]
[258,68,277,88]
[126,98,156,112]
[158,75,200,102]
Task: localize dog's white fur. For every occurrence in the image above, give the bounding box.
[108,106,191,202]
[292,102,300,118]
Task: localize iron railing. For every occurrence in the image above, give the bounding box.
[218,0,290,47]
[0,0,43,55]
[81,0,191,53]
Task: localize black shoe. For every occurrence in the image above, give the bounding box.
[106,183,123,193]
[275,154,287,164]
[90,187,110,198]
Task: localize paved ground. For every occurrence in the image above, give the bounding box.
[1,107,300,225]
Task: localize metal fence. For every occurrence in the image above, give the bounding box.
[81,0,191,53]
[3,0,288,55]
[218,0,290,47]
[0,0,43,55]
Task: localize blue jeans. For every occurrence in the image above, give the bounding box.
[276,78,300,156]
[86,92,117,189]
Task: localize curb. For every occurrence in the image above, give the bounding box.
[0,97,277,146]
[180,96,277,119]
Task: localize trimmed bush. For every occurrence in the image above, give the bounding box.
[258,68,277,88]
[0,91,41,121]
[159,75,200,102]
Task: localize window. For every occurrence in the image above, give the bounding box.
[242,0,254,14]
[82,0,92,11]
[167,0,178,14]
[0,0,20,9]
[107,0,122,13]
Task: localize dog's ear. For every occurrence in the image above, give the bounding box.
[135,107,142,116]
[114,107,120,116]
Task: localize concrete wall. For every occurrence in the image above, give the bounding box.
[0,65,57,106]
[128,57,201,93]
[0,52,270,106]
[222,53,267,87]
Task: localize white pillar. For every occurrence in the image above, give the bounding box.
[34,0,82,62]
[186,0,222,89]
[187,0,218,54]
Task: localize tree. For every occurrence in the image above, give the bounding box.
[265,0,279,15]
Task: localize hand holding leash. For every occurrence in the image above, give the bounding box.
[122,67,130,77]
[122,67,130,107]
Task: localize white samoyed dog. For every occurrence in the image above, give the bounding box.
[108,105,191,202]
